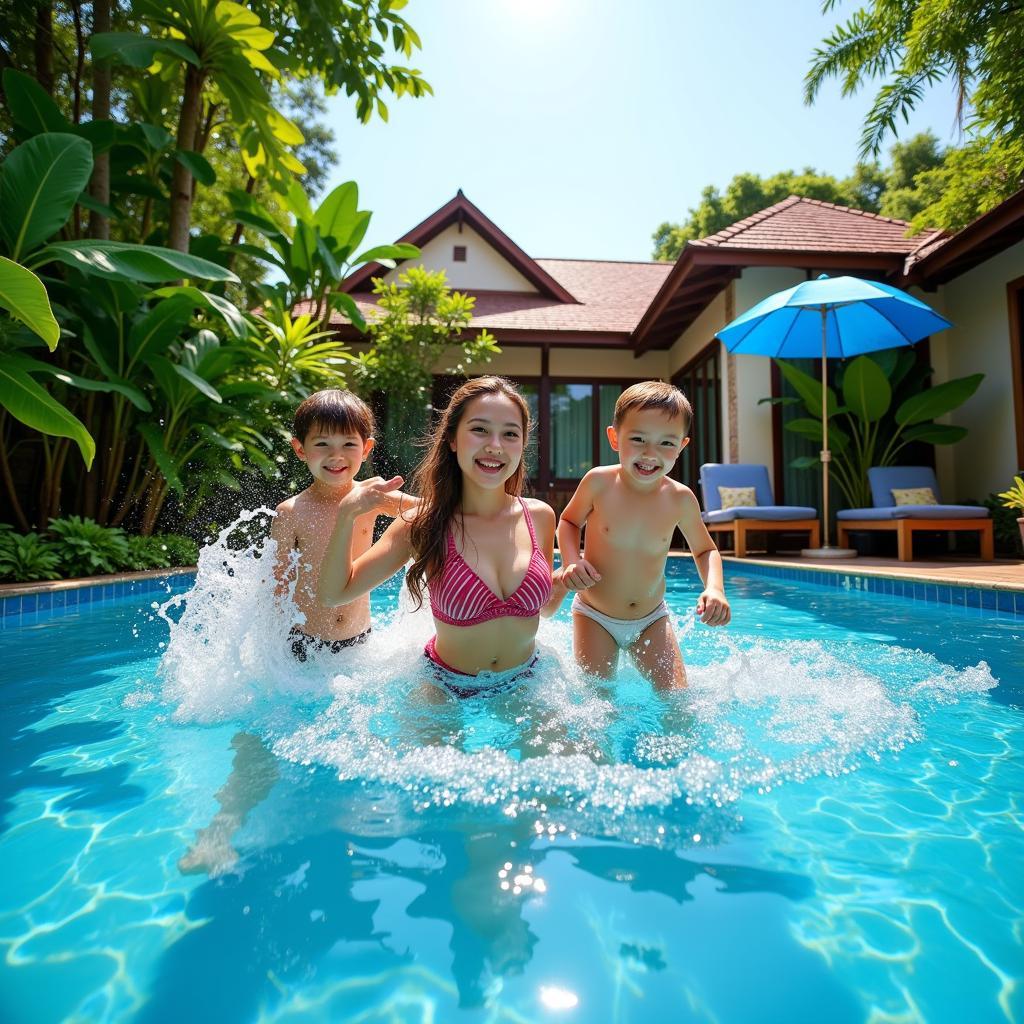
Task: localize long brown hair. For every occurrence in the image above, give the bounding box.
[406,376,532,610]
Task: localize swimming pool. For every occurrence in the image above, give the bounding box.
[1,542,1021,1023]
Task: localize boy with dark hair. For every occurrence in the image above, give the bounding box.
[271,389,405,660]
[556,380,730,689]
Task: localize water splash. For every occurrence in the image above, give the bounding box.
[154,513,998,831]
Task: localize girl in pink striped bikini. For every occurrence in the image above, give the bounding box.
[318,377,568,697]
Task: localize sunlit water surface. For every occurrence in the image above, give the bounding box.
[1,514,1022,1023]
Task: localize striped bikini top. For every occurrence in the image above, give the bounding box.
[428,497,553,627]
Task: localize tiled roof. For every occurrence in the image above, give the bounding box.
[311,258,673,336]
[693,195,940,255]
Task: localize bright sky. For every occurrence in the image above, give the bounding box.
[323,0,962,263]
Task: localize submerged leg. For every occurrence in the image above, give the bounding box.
[572,611,620,679]
[628,615,687,691]
[178,732,280,877]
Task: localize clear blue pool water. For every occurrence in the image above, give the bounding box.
[1,552,1022,1024]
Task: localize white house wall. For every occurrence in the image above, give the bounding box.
[931,240,1024,500]
[381,222,539,293]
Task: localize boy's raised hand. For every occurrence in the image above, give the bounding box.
[696,587,731,626]
[559,558,602,592]
[341,476,404,517]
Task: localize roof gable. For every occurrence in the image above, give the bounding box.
[342,190,578,302]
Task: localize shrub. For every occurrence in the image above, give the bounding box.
[123,533,199,570]
[47,516,130,577]
[158,534,200,567]
[0,531,61,582]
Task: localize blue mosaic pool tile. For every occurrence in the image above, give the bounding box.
[997,590,1015,614]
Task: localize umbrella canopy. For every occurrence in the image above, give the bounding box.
[717,274,952,357]
[715,274,953,557]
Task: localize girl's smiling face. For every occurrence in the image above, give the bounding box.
[451,393,526,489]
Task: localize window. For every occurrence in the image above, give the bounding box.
[550,382,624,480]
[453,245,467,262]
[672,343,721,491]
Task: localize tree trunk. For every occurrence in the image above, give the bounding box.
[70,0,84,124]
[0,413,31,532]
[87,0,112,239]
[168,64,206,253]
[34,1,54,95]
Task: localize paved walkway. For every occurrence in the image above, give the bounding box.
[725,553,1024,590]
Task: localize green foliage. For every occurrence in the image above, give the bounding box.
[0,520,199,580]
[0,530,61,582]
[230,178,418,322]
[984,473,1024,556]
[806,0,1024,230]
[770,353,982,509]
[354,266,501,474]
[251,310,353,400]
[123,532,200,570]
[652,134,946,260]
[997,475,1024,513]
[47,515,131,576]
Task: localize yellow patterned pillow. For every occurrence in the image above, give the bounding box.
[718,485,758,509]
[892,487,938,506]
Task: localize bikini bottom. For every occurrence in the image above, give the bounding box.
[423,635,537,699]
[289,626,371,663]
[570,595,670,649]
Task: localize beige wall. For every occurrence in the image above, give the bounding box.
[548,347,668,379]
[381,222,538,292]
[930,240,1024,500]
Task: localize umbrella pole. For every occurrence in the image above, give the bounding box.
[802,305,856,558]
[820,307,830,548]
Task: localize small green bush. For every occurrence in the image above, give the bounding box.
[48,516,130,577]
[0,531,61,582]
[0,519,200,581]
[157,533,200,567]
[122,533,199,570]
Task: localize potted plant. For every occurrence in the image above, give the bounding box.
[997,475,1024,550]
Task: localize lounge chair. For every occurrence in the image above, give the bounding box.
[837,466,993,561]
[699,463,819,558]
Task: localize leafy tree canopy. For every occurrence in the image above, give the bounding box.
[805,0,1024,230]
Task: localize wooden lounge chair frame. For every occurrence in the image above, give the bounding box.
[837,518,993,562]
[707,519,820,558]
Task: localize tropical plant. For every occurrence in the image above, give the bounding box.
[0,130,240,493]
[92,0,306,252]
[47,515,131,576]
[251,309,354,400]
[767,351,983,509]
[997,475,1024,513]
[0,530,61,582]
[353,266,500,474]
[230,178,419,325]
[805,0,1024,230]
[123,532,200,570]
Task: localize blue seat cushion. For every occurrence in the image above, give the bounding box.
[704,506,818,524]
[837,505,989,521]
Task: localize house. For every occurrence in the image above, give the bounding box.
[324,187,1024,510]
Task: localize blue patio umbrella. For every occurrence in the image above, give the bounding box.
[716,274,953,557]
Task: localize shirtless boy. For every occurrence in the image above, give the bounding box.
[556,380,730,689]
[270,389,406,661]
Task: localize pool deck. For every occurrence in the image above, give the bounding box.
[723,553,1024,591]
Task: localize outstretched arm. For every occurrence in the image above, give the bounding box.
[556,473,602,592]
[676,488,730,626]
[318,476,413,607]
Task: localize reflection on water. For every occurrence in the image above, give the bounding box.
[0,518,1020,1022]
